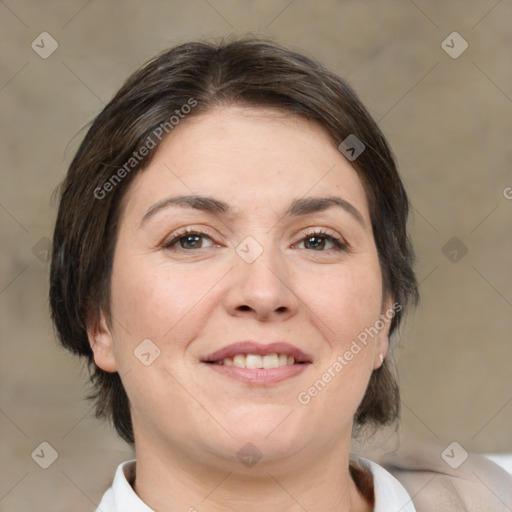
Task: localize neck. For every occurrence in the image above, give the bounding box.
[132,436,372,512]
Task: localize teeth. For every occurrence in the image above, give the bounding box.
[233,354,246,368]
[262,354,279,368]
[246,354,262,369]
[218,353,296,368]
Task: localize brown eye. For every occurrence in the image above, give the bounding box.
[296,231,347,251]
[163,230,215,250]
[304,235,330,250]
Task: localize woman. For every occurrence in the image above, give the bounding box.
[50,37,428,511]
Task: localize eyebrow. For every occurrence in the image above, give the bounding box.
[140,194,365,227]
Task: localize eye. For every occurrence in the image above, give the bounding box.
[296,230,347,251]
[162,228,215,250]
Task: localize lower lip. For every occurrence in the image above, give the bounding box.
[204,363,310,384]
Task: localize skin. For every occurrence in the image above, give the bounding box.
[88,106,393,512]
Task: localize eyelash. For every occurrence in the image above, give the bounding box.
[162,227,348,252]
[297,230,348,251]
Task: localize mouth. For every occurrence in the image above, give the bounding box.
[201,341,312,384]
[210,353,300,368]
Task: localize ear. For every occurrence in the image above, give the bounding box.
[373,295,396,370]
[87,310,118,373]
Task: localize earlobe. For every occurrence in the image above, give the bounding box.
[374,350,387,370]
[375,333,389,369]
[87,311,118,373]
[374,296,394,369]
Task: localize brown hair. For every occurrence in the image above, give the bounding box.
[50,36,419,445]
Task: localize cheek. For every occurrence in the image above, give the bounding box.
[297,258,383,406]
[108,252,219,356]
[107,254,216,420]
[303,258,384,346]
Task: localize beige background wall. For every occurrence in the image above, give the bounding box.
[1,1,511,510]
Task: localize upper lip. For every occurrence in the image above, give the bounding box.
[202,341,313,363]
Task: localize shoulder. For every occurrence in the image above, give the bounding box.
[379,439,512,512]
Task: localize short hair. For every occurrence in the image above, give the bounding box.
[50,37,419,445]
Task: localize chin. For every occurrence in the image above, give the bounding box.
[219,414,310,459]
[206,434,309,475]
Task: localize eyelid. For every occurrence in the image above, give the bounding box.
[294,226,345,242]
[296,226,340,240]
[294,228,349,251]
[161,226,220,249]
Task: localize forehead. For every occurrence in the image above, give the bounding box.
[122,106,371,224]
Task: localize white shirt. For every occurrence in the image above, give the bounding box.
[95,457,416,512]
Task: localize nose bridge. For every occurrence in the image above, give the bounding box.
[226,232,297,319]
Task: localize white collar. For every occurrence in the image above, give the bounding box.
[96,457,416,512]
[95,460,152,512]
[362,457,417,511]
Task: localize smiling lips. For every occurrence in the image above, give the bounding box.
[202,341,312,384]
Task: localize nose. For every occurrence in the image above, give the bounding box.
[223,242,299,322]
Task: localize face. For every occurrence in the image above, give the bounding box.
[89,106,392,472]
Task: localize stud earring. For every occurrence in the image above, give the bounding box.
[379,353,384,365]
